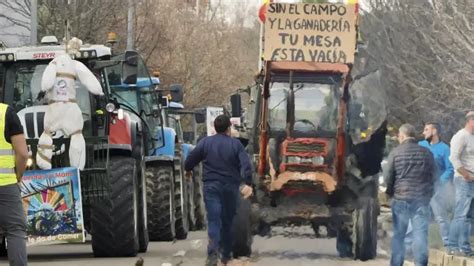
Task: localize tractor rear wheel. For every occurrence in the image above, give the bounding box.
[192,166,206,230]
[137,158,149,252]
[174,158,189,240]
[146,165,176,241]
[91,156,139,257]
[232,198,253,258]
[336,197,378,260]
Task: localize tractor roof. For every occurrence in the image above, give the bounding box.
[0,43,111,61]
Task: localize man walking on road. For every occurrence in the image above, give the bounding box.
[0,103,29,266]
[184,115,253,266]
[447,111,474,256]
[385,124,436,266]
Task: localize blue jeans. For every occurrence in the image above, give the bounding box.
[391,199,430,266]
[430,180,454,247]
[405,181,454,248]
[204,181,240,261]
[447,176,474,254]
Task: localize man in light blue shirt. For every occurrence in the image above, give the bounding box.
[420,122,454,247]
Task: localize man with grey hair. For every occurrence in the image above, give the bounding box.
[385,123,436,266]
[447,111,474,256]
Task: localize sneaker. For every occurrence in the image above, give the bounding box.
[206,253,219,266]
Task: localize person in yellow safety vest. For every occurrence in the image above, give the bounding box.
[0,102,29,266]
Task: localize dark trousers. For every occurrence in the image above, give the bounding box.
[0,183,27,266]
[203,180,239,261]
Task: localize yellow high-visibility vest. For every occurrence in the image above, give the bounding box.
[0,103,17,186]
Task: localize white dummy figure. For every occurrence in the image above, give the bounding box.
[37,37,103,170]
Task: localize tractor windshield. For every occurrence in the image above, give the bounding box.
[110,87,139,111]
[269,82,338,135]
[4,62,92,117]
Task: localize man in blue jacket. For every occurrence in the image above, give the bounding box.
[184,115,253,266]
[419,122,454,247]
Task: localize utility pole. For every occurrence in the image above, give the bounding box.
[30,0,37,45]
[126,0,135,50]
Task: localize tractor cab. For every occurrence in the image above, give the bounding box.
[259,62,351,193]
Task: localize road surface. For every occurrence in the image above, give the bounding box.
[1,227,390,265]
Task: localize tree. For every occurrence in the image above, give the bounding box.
[357,0,473,138]
[132,0,260,109]
[0,0,127,45]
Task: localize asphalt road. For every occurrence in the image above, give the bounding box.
[1,227,390,266]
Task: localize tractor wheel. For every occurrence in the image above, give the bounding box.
[137,158,149,252]
[190,166,206,231]
[91,156,139,257]
[0,236,7,257]
[336,197,378,261]
[232,198,253,258]
[174,157,189,240]
[146,165,176,241]
[353,197,378,260]
[188,173,197,231]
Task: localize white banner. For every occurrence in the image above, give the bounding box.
[206,107,224,136]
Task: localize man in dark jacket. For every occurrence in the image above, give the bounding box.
[385,123,436,266]
[184,115,253,266]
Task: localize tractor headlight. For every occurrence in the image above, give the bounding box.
[26,158,34,167]
[0,55,5,61]
[105,103,116,113]
[312,155,325,166]
[286,156,301,164]
[7,54,13,61]
[286,155,325,165]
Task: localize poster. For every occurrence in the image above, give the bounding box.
[264,3,357,63]
[206,107,224,136]
[20,167,85,246]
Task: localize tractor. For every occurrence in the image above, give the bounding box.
[230,2,387,261]
[0,35,162,257]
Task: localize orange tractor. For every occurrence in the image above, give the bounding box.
[231,2,387,261]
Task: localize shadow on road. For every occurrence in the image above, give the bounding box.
[253,250,336,260]
[28,252,93,262]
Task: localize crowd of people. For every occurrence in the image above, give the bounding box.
[385,111,474,266]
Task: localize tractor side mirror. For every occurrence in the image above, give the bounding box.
[160,96,169,108]
[194,111,206,123]
[230,94,242,117]
[123,50,138,85]
[169,84,184,102]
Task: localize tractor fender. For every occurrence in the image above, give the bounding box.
[181,143,195,161]
[154,127,177,157]
[109,112,137,156]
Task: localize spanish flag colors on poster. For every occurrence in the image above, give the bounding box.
[258,0,271,23]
